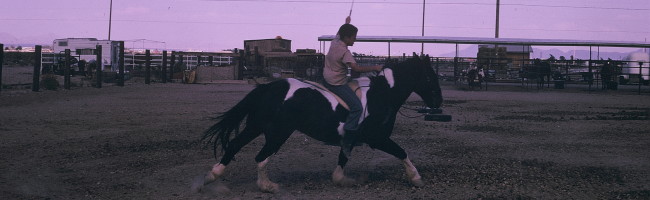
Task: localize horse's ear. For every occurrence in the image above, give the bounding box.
[385,58,397,69]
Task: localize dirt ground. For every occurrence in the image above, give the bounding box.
[1,65,649,199]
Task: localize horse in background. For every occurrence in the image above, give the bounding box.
[522,59,552,89]
[191,54,443,193]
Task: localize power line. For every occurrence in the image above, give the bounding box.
[4,17,648,35]
[204,0,650,11]
[502,3,650,11]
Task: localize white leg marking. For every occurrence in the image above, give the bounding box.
[332,165,355,186]
[210,163,226,181]
[191,163,226,193]
[257,158,280,193]
[403,157,424,187]
[337,123,345,136]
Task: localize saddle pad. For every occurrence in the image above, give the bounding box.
[301,79,366,111]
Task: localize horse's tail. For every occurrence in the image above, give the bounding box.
[201,83,269,159]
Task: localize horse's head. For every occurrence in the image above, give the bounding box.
[390,53,443,109]
[414,54,443,109]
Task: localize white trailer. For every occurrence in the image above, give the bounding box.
[52,38,121,71]
[619,52,649,85]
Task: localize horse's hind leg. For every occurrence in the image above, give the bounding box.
[332,150,357,186]
[366,138,424,187]
[191,125,262,193]
[254,126,294,193]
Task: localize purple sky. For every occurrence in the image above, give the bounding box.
[1,0,649,56]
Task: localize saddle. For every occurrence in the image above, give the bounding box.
[301,79,364,111]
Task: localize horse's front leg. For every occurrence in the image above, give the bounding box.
[402,157,424,187]
[366,137,425,187]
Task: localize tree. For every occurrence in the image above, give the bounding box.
[559,56,566,61]
[547,54,557,62]
[16,46,22,50]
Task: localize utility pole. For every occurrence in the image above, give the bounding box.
[108,0,113,40]
[494,0,500,68]
[421,0,426,54]
[495,0,500,38]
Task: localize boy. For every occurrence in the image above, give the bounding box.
[323,16,383,157]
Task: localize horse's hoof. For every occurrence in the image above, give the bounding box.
[333,176,356,187]
[410,178,425,187]
[258,181,280,193]
[191,175,206,193]
[214,183,231,194]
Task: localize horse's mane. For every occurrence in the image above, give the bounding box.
[365,54,429,95]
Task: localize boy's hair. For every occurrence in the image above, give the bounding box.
[337,24,358,39]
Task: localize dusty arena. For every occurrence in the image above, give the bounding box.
[1,66,649,199]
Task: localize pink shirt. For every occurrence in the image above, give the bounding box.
[323,37,356,86]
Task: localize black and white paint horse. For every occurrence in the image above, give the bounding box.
[192,54,443,193]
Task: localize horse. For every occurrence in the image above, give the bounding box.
[522,59,551,89]
[533,59,552,89]
[191,54,443,193]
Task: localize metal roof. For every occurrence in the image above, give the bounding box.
[318,35,650,48]
[479,44,533,53]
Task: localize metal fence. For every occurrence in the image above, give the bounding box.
[2,44,649,95]
[258,54,649,86]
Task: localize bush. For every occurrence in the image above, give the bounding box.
[40,74,60,90]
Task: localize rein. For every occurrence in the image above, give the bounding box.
[398,105,428,118]
[366,67,428,119]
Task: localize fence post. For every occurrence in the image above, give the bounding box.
[485,58,489,91]
[179,54,184,70]
[454,56,459,84]
[0,43,3,94]
[162,50,167,83]
[118,41,125,86]
[209,56,214,66]
[178,54,184,81]
[435,57,440,75]
[64,49,71,90]
[145,49,151,84]
[639,62,643,95]
[95,45,102,88]
[197,55,202,66]
[33,45,42,92]
[170,51,175,82]
[238,50,245,80]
